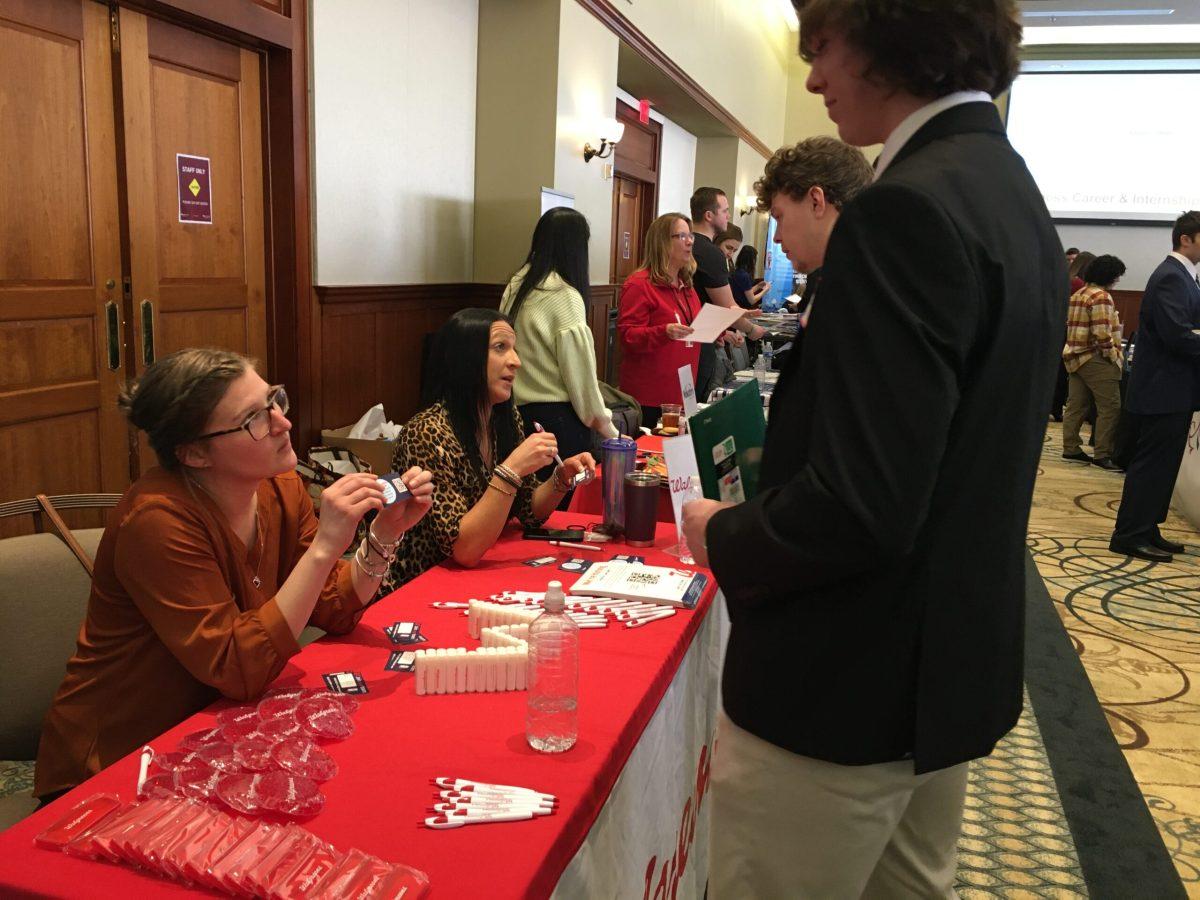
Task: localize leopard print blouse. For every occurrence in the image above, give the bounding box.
[384,402,546,590]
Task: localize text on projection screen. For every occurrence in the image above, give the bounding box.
[1006,71,1200,222]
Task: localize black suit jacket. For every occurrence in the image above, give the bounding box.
[707,103,1067,774]
[1125,255,1200,415]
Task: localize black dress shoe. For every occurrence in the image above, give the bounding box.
[1062,450,1092,462]
[1092,457,1123,471]
[1150,535,1186,554]
[1108,539,1172,563]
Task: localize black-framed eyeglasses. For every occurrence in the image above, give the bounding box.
[195,385,289,441]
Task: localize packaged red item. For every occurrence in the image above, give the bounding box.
[239,827,318,897]
[217,705,262,742]
[97,795,184,864]
[256,714,304,743]
[216,772,269,816]
[309,848,373,898]
[260,771,324,818]
[152,748,210,773]
[190,816,256,888]
[139,799,210,873]
[63,801,148,861]
[207,821,276,893]
[194,739,240,773]
[269,840,342,900]
[235,737,278,772]
[272,738,338,782]
[369,862,432,900]
[33,793,123,852]
[122,797,200,869]
[296,696,355,741]
[161,805,232,882]
[217,823,290,895]
[179,724,226,750]
[174,761,223,800]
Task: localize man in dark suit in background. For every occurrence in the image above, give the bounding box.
[1110,211,1200,562]
[682,1,1066,896]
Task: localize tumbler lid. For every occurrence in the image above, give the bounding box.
[601,437,636,452]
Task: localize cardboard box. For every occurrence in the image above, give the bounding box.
[319,425,399,475]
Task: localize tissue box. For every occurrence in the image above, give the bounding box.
[320,425,399,475]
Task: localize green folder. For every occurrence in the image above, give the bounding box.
[688,380,767,502]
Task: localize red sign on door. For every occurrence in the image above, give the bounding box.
[177,153,212,224]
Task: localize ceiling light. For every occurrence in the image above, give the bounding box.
[1023,8,1174,17]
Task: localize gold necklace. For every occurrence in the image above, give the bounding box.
[184,473,266,590]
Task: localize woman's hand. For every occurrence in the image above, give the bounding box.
[750,282,769,304]
[374,467,435,540]
[312,472,385,559]
[503,431,559,478]
[558,452,597,487]
[666,322,694,340]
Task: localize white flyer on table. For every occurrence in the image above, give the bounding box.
[673,303,745,344]
[662,434,700,544]
[677,365,699,417]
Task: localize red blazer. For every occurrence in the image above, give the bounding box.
[617,269,702,407]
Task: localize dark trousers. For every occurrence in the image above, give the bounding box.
[518,402,591,509]
[1112,411,1192,542]
[697,343,718,403]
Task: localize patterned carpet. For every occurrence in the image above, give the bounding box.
[1030,422,1200,894]
[957,694,1087,898]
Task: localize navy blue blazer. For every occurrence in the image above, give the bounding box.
[1126,255,1200,415]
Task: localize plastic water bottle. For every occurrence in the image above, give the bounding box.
[526,581,579,753]
[676,476,704,565]
[754,352,767,388]
[763,346,774,372]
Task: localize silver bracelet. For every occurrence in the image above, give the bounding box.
[367,525,402,563]
[355,542,390,579]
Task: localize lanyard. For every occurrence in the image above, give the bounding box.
[671,283,695,325]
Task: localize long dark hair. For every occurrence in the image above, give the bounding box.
[423,308,520,473]
[734,245,758,275]
[507,207,591,323]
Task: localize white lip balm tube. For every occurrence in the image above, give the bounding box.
[415,650,428,696]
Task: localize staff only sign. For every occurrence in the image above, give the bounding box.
[176,153,212,224]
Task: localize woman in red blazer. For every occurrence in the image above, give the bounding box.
[618,213,702,426]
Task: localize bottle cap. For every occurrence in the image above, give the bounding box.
[544,580,565,612]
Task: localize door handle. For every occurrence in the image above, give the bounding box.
[105,301,121,370]
[140,299,155,366]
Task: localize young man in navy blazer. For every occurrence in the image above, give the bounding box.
[682,1,1066,895]
[1110,211,1200,562]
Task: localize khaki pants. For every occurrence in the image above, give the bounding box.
[1063,356,1122,458]
[709,712,968,900]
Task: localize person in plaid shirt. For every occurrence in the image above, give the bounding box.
[1062,254,1126,469]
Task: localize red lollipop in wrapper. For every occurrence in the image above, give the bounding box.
[259,770,324,818]
[257,694,303,722]
[257,714,304,742]
[138,771,176,799]
[306,689,358,714]
[272,737,338,782]
[215,772,268,816]
[234,737,277,772]
[151,748,206,773]
[297,696,355,741]
[193,740,239,773]
[174,761,223,799]
[179,725,225,750]
[217,705,261,742]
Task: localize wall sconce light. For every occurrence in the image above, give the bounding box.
[737,195,759,217]
[583,119,625,163]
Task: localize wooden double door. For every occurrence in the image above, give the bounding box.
[0,0,268,534]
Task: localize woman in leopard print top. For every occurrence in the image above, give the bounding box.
[386,309,596,589]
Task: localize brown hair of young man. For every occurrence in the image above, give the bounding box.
[794,0,1022,99]
[754,136,873,213]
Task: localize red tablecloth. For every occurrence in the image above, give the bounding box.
[568,434,675,523]
[0,513,714,899]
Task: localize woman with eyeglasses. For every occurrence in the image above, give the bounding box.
[34,348,434,803]
[617,213,703,427]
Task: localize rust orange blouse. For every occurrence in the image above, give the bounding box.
[35,468,364,798]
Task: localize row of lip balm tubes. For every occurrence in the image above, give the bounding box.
[465,598,606,638]
[414,624,530,696]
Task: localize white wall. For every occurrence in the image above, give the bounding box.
[620,0,792,152]
[554,0,620,285]
[1057,224,1174,291]
[615,87,697,218]
[310,0,478,285]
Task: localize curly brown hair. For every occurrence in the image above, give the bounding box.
[754,136,873,213]
[796,0,1022,99]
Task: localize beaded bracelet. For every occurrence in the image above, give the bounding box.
[493,464,522,489]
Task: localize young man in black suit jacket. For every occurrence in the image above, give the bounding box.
[1110,211,1200,562]
[681,1,1067,895]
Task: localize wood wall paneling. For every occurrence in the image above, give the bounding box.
[1112,289,1143,335]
